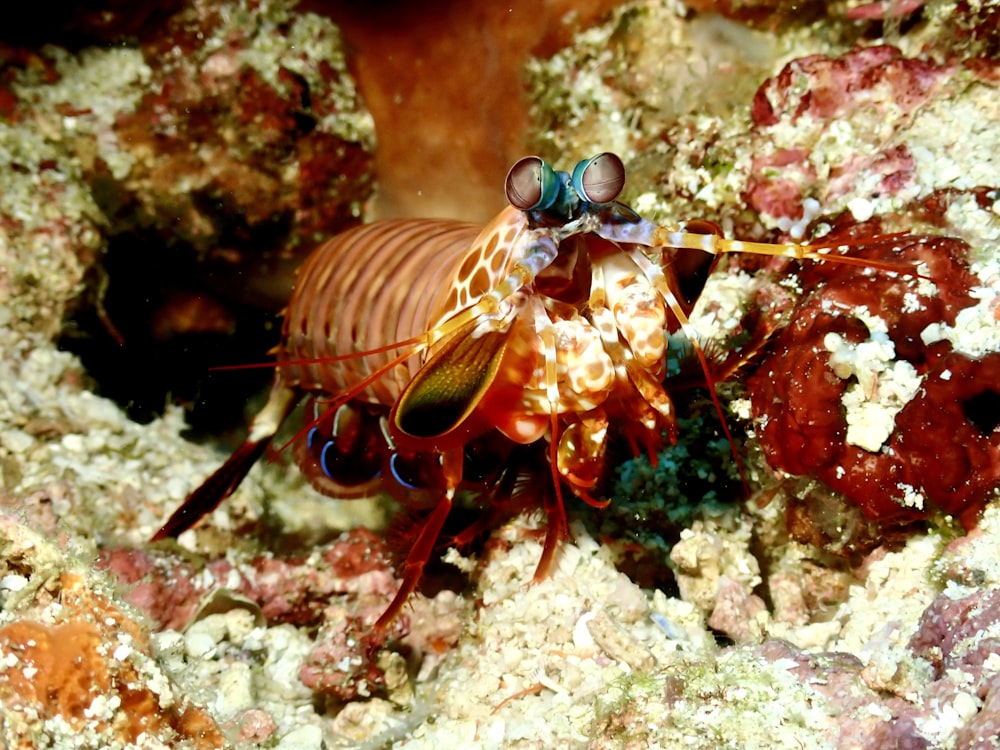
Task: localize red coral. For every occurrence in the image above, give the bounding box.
[895,353,1000,522]
[748,230,1000,527]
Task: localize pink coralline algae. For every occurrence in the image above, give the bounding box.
[746,45,955,222]
[750,46,951,127]
[910,587,1000,676]
[99,528,398,631]
[878,586,1000,748]
[748,227,1000,528]
[99,528,461,702]
[753,594,1000,748]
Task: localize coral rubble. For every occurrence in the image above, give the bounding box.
[0,519,225,749]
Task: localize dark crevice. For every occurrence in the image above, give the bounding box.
[58,232,281,438]
[963,389,1000,436]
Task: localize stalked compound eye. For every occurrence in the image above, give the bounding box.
[505,156,560,211]
[571,152,626,204]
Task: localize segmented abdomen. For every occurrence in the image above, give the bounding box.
[280,219,481,405]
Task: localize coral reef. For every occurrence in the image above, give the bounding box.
[7,0,374,259]
[4,0,376,429]
[1,0,1000,747]
[530,0,1000,538]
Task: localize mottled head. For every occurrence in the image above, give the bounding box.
[430,153,632,327]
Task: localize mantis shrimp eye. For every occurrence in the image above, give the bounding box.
[571,152,626,204]
[505,155,560,211]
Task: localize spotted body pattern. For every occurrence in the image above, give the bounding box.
[154,153,915,629]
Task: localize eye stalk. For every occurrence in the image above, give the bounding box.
[505,152,627,220]
[505,156,561,211]
[571,152,625,204]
